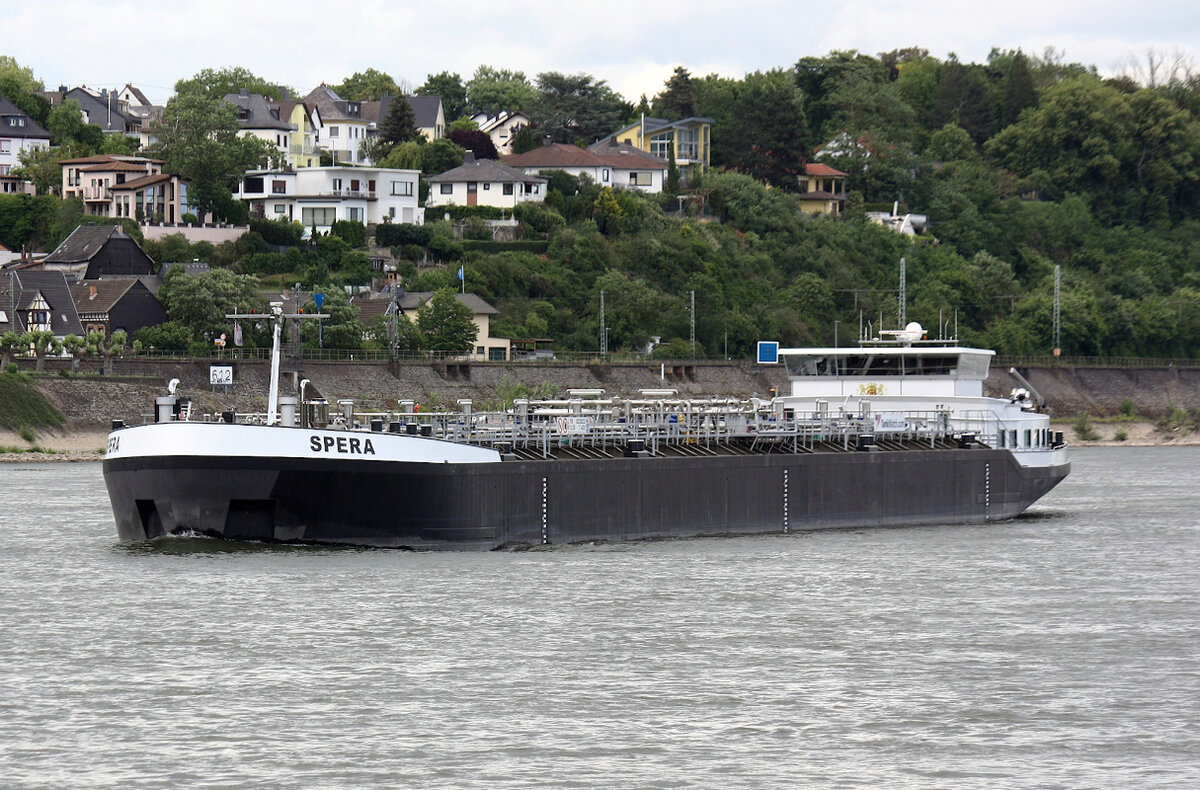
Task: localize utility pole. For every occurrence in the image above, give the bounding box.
[689,290,695,359]
[599,290,607,360]
[1053,264,1061,357]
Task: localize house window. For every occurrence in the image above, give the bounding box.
[440,184,453,194]
[629,172,651,186]
[503,183,514,195]
[332,178,342,191]
[0,139,9,153]
[390,181,413,196]
[329,126,339,137]
[272,180,287,194]
[274,204,287,214]
[483,183,490,190]
[347,207,363,222]
[677,127,699,160]
[350,179,360,192]
[602,169,610,183]
[650,131,673,159]
[301,207,336,226]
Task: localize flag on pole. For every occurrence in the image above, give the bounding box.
[457,266,464,281]
[458,265,465,293]
[233,320,243,347]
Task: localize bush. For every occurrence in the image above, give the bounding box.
[330,220,367,248]
[1114,429,1128,442]
[461,217,492,241]
[1118,398,1137,417]
[376,222,434,247]
[1073,412,1100,441]
[513,202,566,234]
[249,217,305,247]
[439,205,507,221]
[460,240,550,254]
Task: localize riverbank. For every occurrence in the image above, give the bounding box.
[0,428,108,462]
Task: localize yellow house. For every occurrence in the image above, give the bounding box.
[274,100,319,168]
[797,163,848,216]
[598,116,713,186]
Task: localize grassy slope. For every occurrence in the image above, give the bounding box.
[0,372,66,430]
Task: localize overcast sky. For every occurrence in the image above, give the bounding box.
[8,0,1200,106]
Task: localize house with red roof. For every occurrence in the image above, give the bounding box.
[502,138,668,194]
[797,162,848,216]
[59,154,192,223]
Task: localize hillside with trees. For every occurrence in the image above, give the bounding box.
[6,48,1200,359]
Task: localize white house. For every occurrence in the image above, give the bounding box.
[0,95,50,184]
[470,111,531,155]
[304,85,370,165]
[224,91,296,165]
[503,139,668,194]
[424,154,547,209]
[235,166,424,232]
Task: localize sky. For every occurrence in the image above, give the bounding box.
[8,0,1200,107]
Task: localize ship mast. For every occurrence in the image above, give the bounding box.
[227,302,327,426]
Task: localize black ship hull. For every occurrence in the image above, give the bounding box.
[104,447,1069,550]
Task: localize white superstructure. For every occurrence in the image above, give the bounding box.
[772,323,1065,466]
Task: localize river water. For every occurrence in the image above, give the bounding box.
[1,447,1197,789]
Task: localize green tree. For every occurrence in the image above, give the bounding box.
[151,92,283,221]
[334,68,401,101]
[655,66,697,119]
[300,290,364,349]
[932,58,997,144]
[86,330,127,375]
[466,66,537,115]
[14,145,84,196]
[174,67,285,100]
[0,55,47,121]
[999,51,1038,128]
[157,268,267,342]
[420,138,465,175]
[46,99,98,148]
[794,51,889,138]
[379,96,419,146]
[529,71,631,144]
[378,140,424,170]
[511,124,537,154]
[417,71,468,121]
[417,288,477,353]
[717,70,809,189]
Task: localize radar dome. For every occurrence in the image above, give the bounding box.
[897,322,925,343]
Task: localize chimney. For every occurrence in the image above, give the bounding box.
[464,151,475,164]
[240,88,249,97]
[542,135,553,147]
[89,285,98,300]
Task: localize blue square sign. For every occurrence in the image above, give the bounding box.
[757,341,779,364]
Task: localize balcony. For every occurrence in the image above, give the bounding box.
[319,190,377,200]
[81,186,111,201]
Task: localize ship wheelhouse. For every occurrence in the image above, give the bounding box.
[772,327,1059,458]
